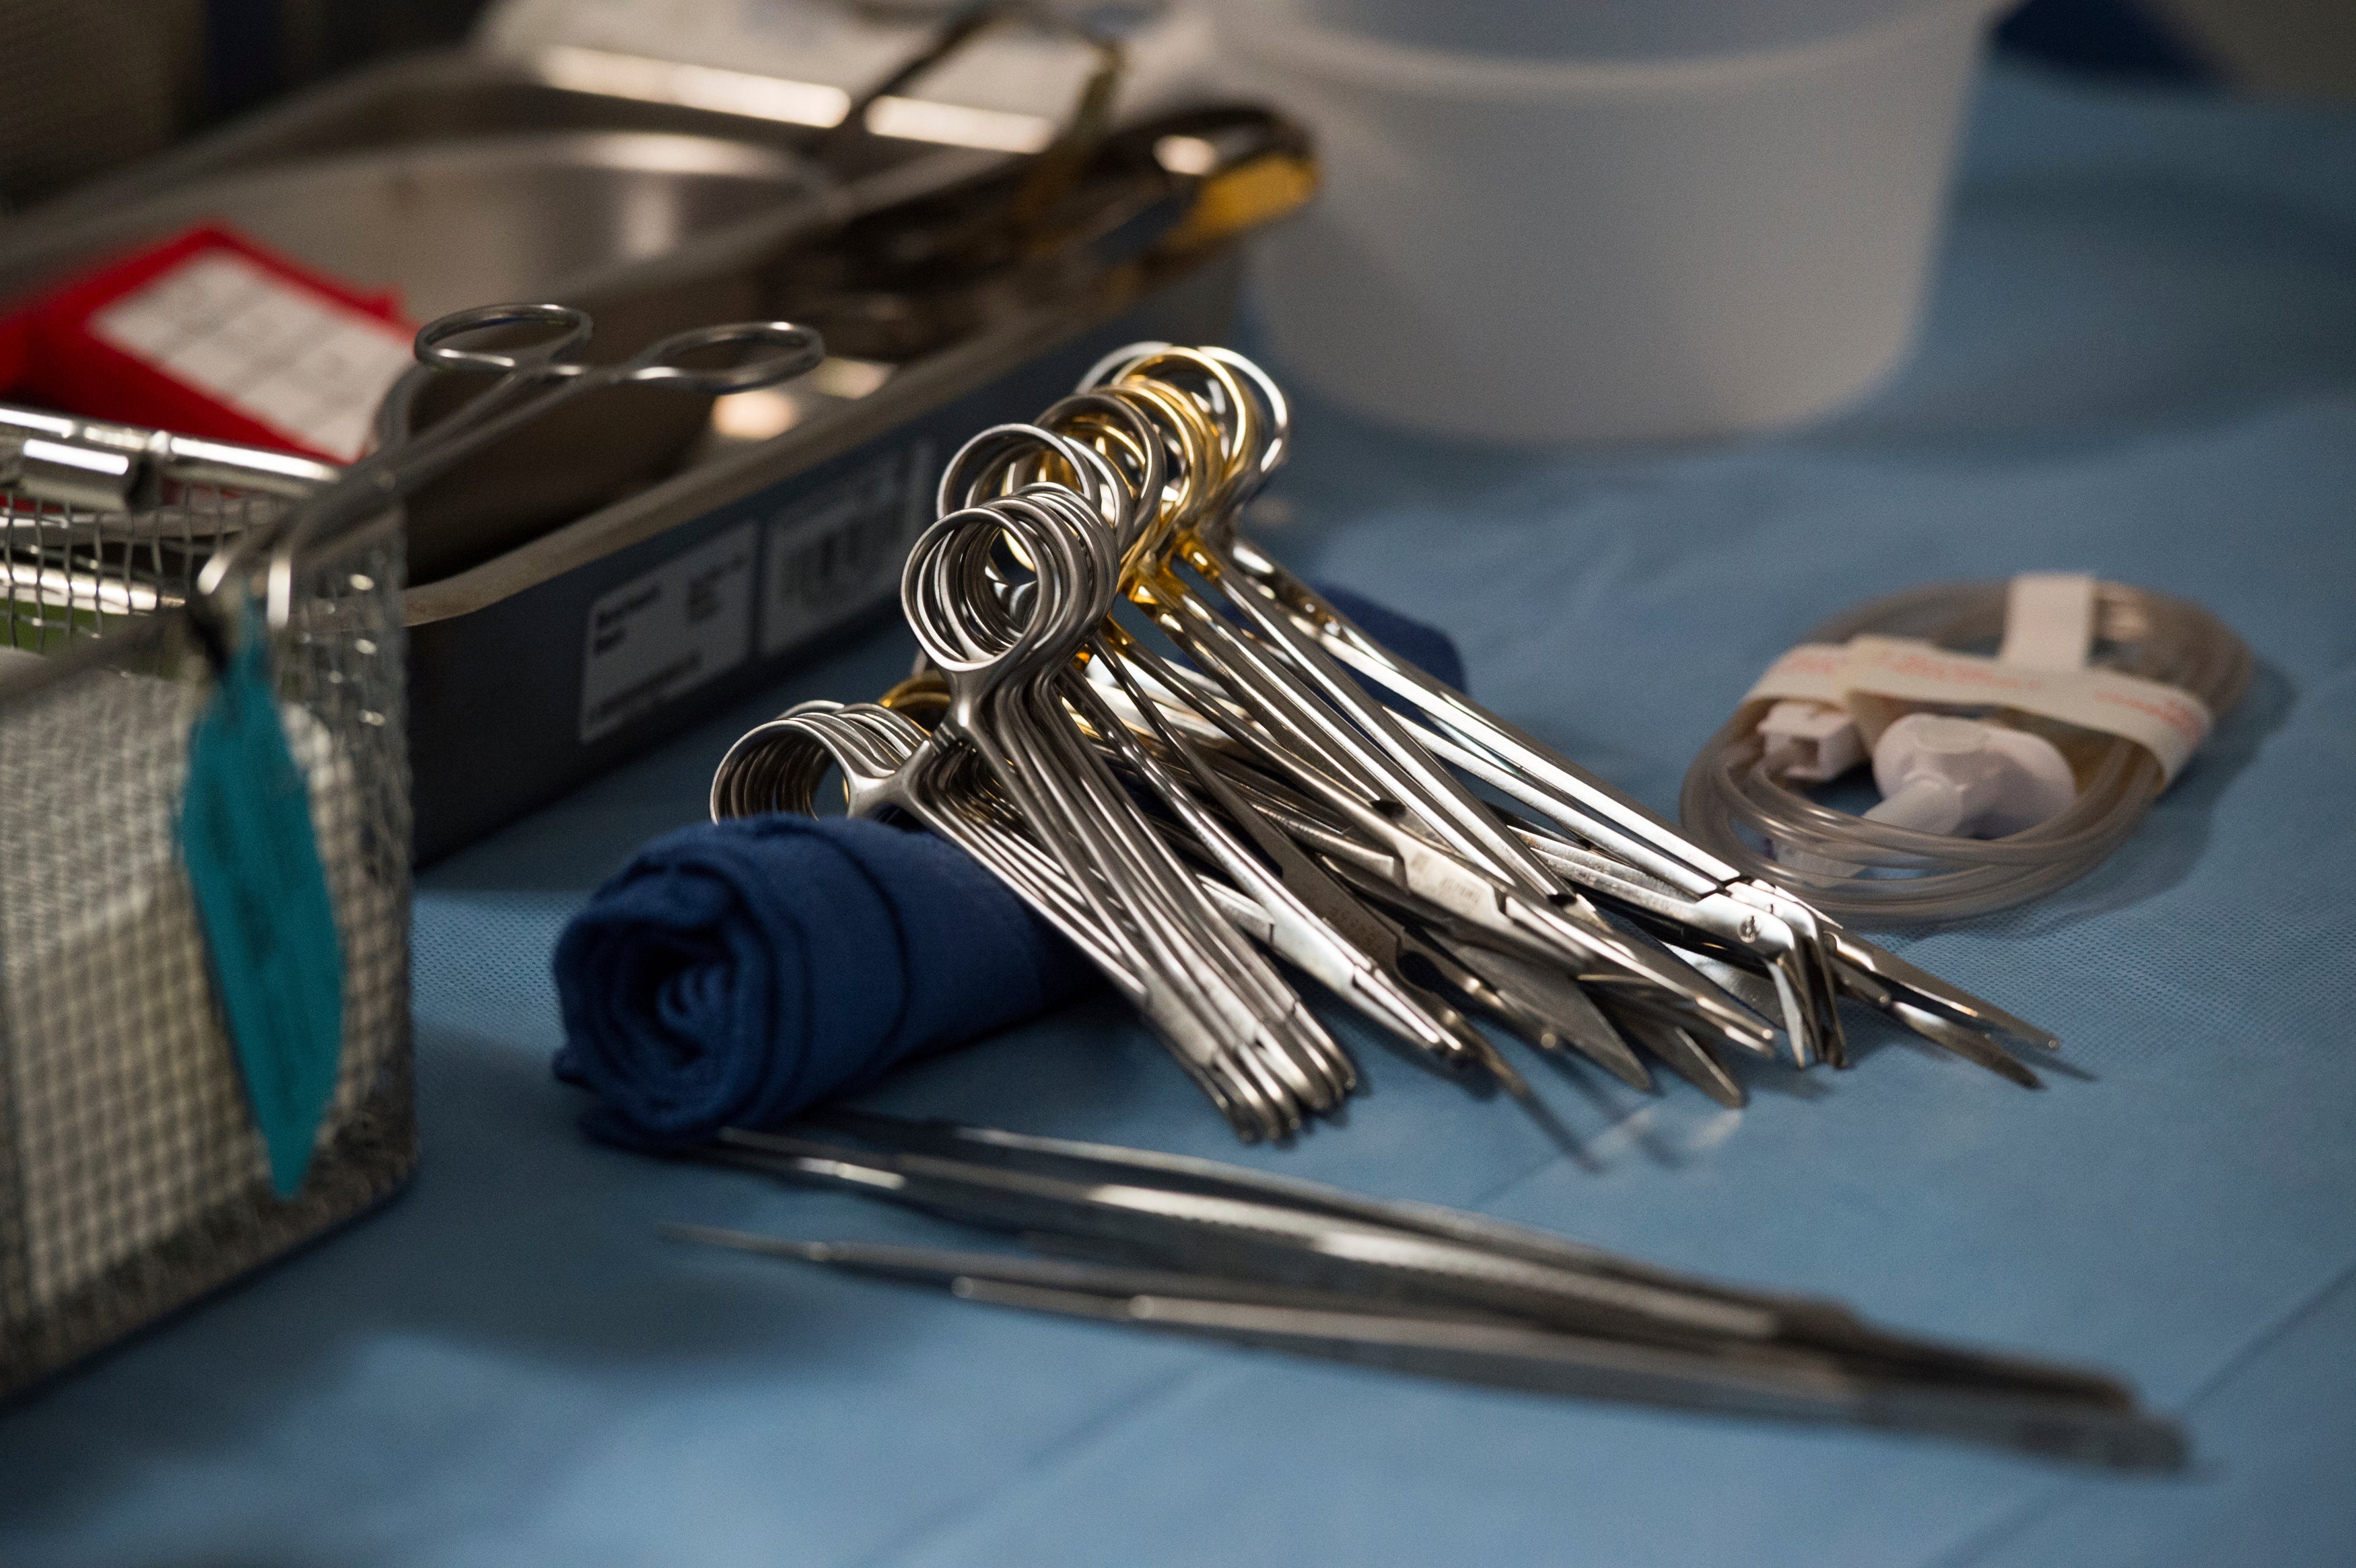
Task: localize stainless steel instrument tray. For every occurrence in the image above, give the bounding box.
[1,131,825,324]
[14,47,950,209]
[0,48,1286,861]
[0,49,992,572]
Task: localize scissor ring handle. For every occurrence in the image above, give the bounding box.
[1075,340,1172,394]
[413,303,593,375]
[624,321,826,395]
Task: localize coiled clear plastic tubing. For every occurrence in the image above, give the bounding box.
[1678,580,2252,923]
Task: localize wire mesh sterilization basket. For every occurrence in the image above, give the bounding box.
[0,411,413,1398]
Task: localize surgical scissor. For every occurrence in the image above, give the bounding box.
[712,337,2060,1137]
[198,301,824,629]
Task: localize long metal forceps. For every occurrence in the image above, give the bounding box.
[677,1114,2187,1470]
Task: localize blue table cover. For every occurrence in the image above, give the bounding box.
[5,64,2353,1567]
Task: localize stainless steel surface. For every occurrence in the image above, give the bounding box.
[0,129,832,577]
[6,132,820,322]
[17,50,935,213]
[255,299,824,630]
[0,384,351,660]
[0,404,339,512]
[0,50,990,583]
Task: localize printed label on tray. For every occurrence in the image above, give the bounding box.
[89,251,413,462]
[579,522,757,744]
[758,441,935,656]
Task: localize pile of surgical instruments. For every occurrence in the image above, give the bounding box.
[672,1112,2184,1468]
[711,344,2059,1142]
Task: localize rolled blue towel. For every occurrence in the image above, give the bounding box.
[553,585,1463,1146]
[554,814,1099,1148]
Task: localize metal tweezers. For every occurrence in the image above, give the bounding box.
[670,1111,2184,1470]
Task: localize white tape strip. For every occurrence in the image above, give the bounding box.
[1743,635,2210,783]
[1745,570,2211,783]
[1841,636,2207,781]
[1999,572,2097,671]
[1743,643,1850,708]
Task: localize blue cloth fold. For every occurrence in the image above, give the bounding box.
[1303,582,1466,694]
[553,814,1098,1147]
[553,585,1464,1145]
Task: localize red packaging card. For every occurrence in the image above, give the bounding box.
[2,223,415,463]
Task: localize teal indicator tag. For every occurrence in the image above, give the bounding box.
[180,606,345,1197]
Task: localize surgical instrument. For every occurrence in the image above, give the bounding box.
[712,340,2060,1140]
[670,1112,2185,1470]
[204,299,824,635]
